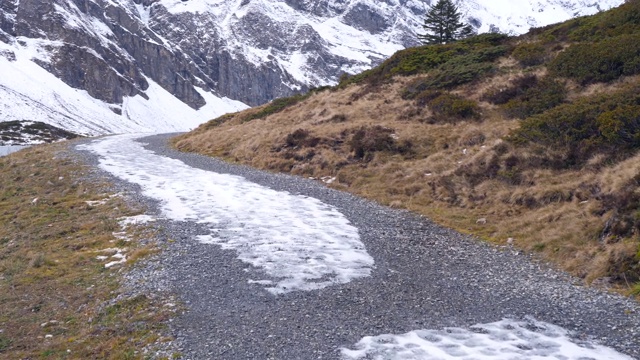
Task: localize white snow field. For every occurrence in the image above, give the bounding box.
[341,318,633,360]
[78,134,374,294]
[0,38,248,136]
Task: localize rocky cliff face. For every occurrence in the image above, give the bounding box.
[0,0,625,135]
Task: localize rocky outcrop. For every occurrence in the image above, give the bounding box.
[0,0,432,109]
[0,120,80,145]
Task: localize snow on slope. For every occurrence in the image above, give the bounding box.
[461,0,624,34]
[0,39,247,136]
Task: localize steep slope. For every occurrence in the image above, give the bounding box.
[0,0,624,136]
[174,1,640,296]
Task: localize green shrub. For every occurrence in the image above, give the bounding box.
[428,93,481,121]
[340,34,510,89]
[414,90,444,107]
[427,62,496,89]
[0,335,10,352]
[481,74,539,105]
[411,90,480,121]
[596,105,640,145]
[502,77,567,119]
[512,85,640,166]
[401,77,432,100]
[426,45,508,89]
[549,33,640,85]
[512,42,546,66]
[530,0,640,43]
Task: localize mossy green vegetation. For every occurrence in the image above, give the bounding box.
[339,33,510,88]
[512,84,640,166]
[549,33,640,85]
[512,42,547,66]
[501,77,567,119]
[533,0,640,42]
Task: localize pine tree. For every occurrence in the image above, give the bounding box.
[418,0,474,45]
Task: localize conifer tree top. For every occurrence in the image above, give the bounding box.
[419,0,474,45]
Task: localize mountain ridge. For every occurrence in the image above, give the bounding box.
[0,0,625,136]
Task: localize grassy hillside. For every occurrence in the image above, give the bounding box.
[0,143,177,359]
[174,0,640,298]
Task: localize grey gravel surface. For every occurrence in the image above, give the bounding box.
[74,134,640,359]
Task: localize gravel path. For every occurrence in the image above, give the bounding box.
[75,133,640,359]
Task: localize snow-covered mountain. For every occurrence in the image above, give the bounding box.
[0,0,624,136]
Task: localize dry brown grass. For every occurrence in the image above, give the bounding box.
[174,58,640,299]
[0,142,176,359]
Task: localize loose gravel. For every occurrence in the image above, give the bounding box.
[73,134,640,359]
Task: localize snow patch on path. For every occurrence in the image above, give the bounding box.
[341,318,632,360]
[79,134,374,294]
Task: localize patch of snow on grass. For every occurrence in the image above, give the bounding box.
[95,247,128,268]
[341,318,633,360]
[79,134,374,294]
[119,214,157,227]
[85,199,109,207]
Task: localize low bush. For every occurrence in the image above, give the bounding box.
[512,42,547,66]
[285,129,321,148]
[349,126,395,160]
[340,33,510,89]
[427,61,496,89]
[414,90,444,107]
[348,126,412,161]
[511,85,640,166]
[481,75,566,119]
[414,91,480,122]
[329,114,348,123]
[401,77,432,100]
[430,93,481,120]
[549,32,640,85]
[481,74,539,105]
[502,77,567,119]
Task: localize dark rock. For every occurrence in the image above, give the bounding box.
[343,3,391,34]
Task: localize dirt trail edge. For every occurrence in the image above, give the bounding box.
[75,133,640,359]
